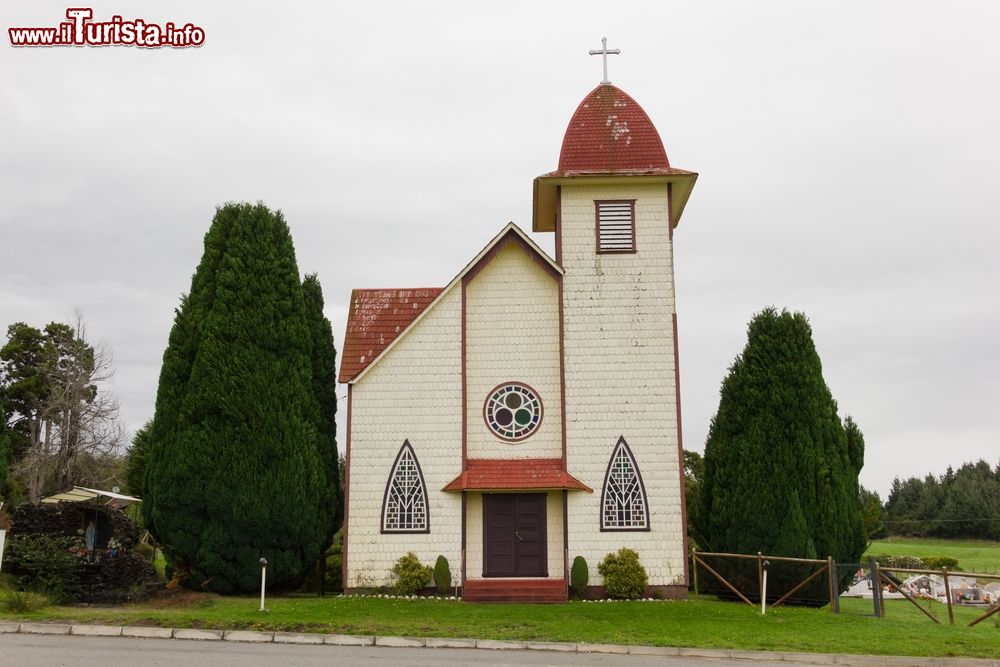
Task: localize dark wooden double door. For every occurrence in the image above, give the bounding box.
[483,493,547,577]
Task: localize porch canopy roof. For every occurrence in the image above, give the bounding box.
[42,486,141,506]
[443,458,592,493]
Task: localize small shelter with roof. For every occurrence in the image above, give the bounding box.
[339,47,697,601]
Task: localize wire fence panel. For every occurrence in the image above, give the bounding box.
[692,551,835,609]
[835,561,879,617]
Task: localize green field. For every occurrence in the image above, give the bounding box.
[1,592,998,659]
[864,537,1000,573]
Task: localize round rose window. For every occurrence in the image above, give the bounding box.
[484,383,543,441]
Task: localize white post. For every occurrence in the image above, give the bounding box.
[761,560,769,615]
[259,557,267,612]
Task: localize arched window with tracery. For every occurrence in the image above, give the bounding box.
[381,440,429,533]
[601,436,649,531]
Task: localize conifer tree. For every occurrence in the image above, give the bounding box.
[302,273,341,535]
[124,421,151,497]
[144,203,331,593]
[696,308,866,601]
[0,399,11,498]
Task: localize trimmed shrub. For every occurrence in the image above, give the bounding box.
[433,555,451,594]
[570,556,589,599]
[598,548,647,599]
[921,556,960,571]
[392,552,432,596]
[871,554,924,570]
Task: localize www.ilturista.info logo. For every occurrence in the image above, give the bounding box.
[9,8,205,48]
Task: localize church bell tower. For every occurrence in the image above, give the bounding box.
[531,46,698,593]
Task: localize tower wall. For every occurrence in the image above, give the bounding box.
[560,181,687,592]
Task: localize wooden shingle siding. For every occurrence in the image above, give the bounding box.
[465,243,562,461]
[562,182,686,588]
[346,288,463,589]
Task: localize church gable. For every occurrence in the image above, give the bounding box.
[342,224,559,386]
[464,238,563,461]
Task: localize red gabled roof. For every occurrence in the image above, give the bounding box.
[442,459,592,492]
[558,84,670,174]
[338,288,443,383]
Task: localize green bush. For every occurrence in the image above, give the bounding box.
[433,555,451,594]
[392,552,432,596]
[921,556,960,570]
[598,548,648,599]
[570,556,589,599]
[0,589,52,613]
[871,554,924,570]
[2,534,82,601]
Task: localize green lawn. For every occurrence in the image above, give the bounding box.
[865,537,1000,573]
[2,593,997,658]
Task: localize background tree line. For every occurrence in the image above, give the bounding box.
[686,452,1000,542]
[881,460,1000,540]
[0,314,126,505]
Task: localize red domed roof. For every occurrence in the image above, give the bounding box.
[558,84,669,173]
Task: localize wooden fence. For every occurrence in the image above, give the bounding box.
[871,562,1000,627]
[692,550,838,611]
[693,549,1000,627]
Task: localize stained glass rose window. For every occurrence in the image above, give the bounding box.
[484,383,543,441]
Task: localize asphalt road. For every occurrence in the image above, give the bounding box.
[0,635,796,667]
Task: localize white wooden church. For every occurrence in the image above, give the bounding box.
[339,54,698,601]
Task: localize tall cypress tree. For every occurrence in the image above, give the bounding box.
[302,273,341,536]
[124,421,152,498]
[696,308,866,601]
[144,203,331,593]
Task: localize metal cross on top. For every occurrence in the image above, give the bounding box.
[589,37,620,85]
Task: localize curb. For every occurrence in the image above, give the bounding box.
[5,622,998,666]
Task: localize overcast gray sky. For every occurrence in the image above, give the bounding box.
[2,1,998,497]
